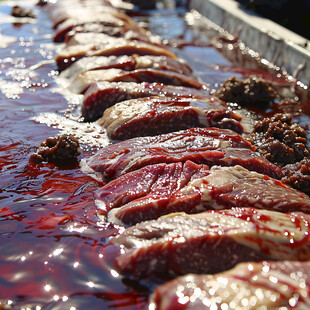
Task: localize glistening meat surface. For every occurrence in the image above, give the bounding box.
[53,15,142,42]
[50,5,132,29]
[55,41,178,71]
[82,82,209,121]
[58,55,193,87]
[98,96,245,140]
[151,260,310,309]
[65,32,162,47]
[110,208,310,279]
[85,127,283,180]
[70,68,202,93]
[95,163,310,226]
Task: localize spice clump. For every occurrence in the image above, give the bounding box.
[216,76,278,107]
[250,113,309,165]
[30,135,81,164]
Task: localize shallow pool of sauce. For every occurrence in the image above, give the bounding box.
[0,1,309,309]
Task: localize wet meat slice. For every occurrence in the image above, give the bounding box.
[66,31,162,47]
[151,260,310,309]
[58,55,193,85]
[85,127,283,180]
[64,24,131,42]
[98,96,245,140]
[55,41,178,71]
[50,5,132,29]
[71,69,202,93]
[110,208,310,279]
[82,82,209,121]
[66,33,127,47]
[53,15,142,42]
[95,164,310,226]
[46,0,133,13]
[96,160,209,216]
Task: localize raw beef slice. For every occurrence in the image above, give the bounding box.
[110,208,310,279]
[151,260,310,309]
[98,96,246,140]
[85,127,283,180]
[58,55,193,87]
[70,68,202,93]
[53,15,143,42]
[82,82,209,121]
[55,41,178,71]
[95,163,310,226]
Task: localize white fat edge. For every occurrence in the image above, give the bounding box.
[182,166,247,191]
[58,56,113,86]
[228,211,310,260]
[135,56,154,69]
[80,159,103,182]
[69,69,123,94]
[67,72,91,94]
[109,0,134,10]
[209,165,265,182]
[68,33,120,47]
[178,178,212,202]
[57,58,94,86]
[95,199,108,213]
[107,99,150,124]
[107,207,126,227]
[230,262,310,301]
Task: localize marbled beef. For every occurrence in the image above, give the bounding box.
[65,31,162,48]
[70,68,203,93]
[53,15,142,42]
[50,5,132,29]
[58,55,193,87]
[151,260,310,309]
[56,41,178,71]
[95,164,310,226]
[98,97,245,140]
[82,82,209,121]
[85,127,283,180]
[110,208,310,279]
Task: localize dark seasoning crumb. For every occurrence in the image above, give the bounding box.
[30,135,81,164]
[216,76,278,107]
[216,76,310,195]
[282,159,310,195]
[11,5,36,19]
[250,113,309,166]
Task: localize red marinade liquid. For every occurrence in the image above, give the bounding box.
[0,3,309,310]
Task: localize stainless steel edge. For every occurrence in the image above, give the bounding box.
[189,0,310,87]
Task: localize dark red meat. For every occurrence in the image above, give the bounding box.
[110,208,310,279]
[96,160,209,220]
[85,127,283,180]
[50,5,132,29]
[95,163,310,226]
[58,55,193,85]
[98,96,246,140]
[82,82,209,121]
[53,15,142,42]
[71,68,203,93]
[152,260,310,309]
[55,41,178,71]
